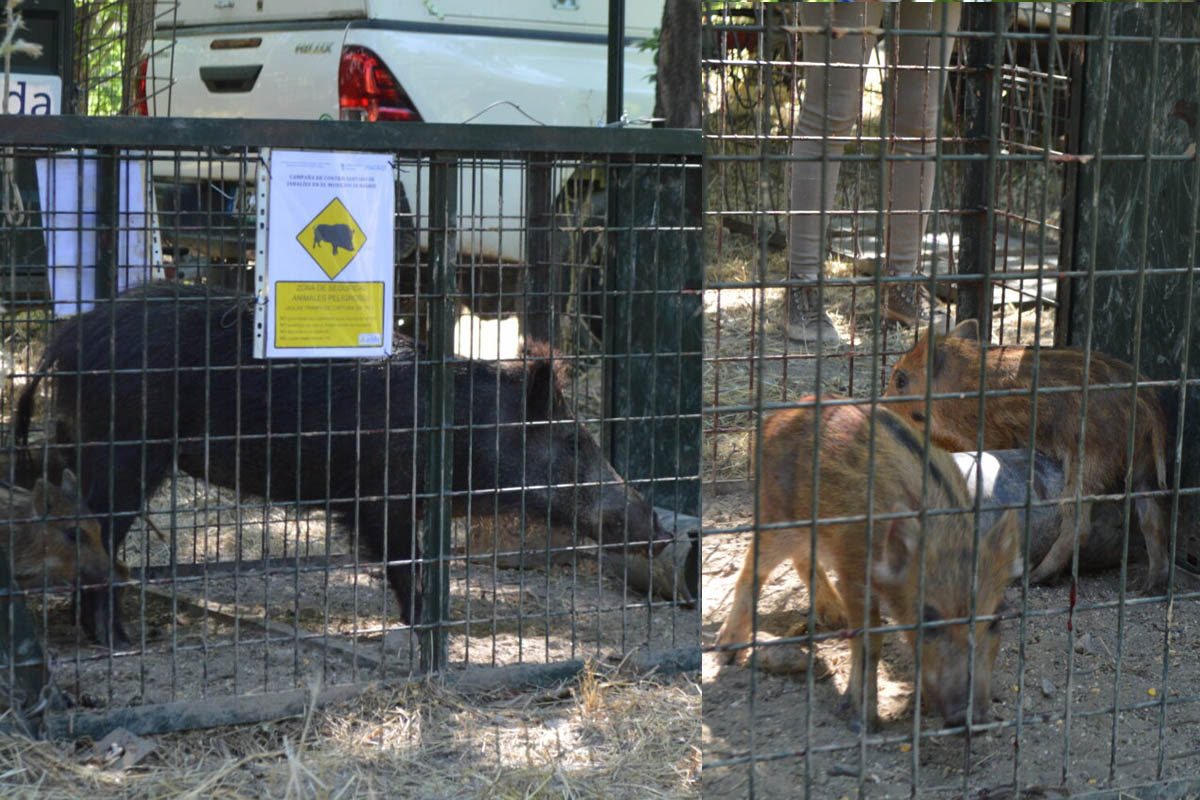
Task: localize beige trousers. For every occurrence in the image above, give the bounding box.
[788,2,962,279]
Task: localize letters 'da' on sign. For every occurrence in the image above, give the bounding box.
[254,149,395,359]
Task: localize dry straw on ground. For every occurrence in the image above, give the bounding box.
[0,663,700,799]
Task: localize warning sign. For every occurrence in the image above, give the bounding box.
[297,197,365,279]
[274,281,384,348]
[254,149,395,359]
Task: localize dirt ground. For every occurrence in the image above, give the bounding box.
[696,263,1200,797]
[702,484,1200,798]
[20,475,696,713]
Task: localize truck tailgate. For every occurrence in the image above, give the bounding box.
[146,28,345,120]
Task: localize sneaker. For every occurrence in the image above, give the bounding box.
[786,285,843,348]
[883,271,950,329]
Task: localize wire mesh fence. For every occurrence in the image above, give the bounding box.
[702,2,1200,797]
[0,115,701,736]
[8,1,1200,795]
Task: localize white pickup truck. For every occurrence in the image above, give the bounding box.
[139,0,662,269]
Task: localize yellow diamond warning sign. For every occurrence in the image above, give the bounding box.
[257,149,395,359]
[297,197,366,279]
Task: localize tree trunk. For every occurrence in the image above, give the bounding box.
[653,0,701,129]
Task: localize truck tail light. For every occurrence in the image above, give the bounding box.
[134,58,149,115]
[338,46,422,122]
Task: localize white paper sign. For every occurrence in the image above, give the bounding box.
[255,149,395,358]
[5,73,61,115]
[35,155,163,316]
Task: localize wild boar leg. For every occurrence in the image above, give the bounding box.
[715,527,795,663]
[843,589,884,731]
[1031,484,1094,584]
[1135,492,1169,591]
[789,553,847,630]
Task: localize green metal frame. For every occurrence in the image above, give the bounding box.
[0,116,700,157]
[0,115,702,693]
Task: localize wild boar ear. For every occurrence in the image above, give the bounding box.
[873,508,919,587]
[524,356,557,421]
[947,319,980,342]
[61,468,79,497]
[987,508,1024,581]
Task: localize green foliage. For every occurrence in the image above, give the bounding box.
[638,26,660,84]
[75,0,129,116]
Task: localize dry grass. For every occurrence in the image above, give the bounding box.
[0,300,695,798]
[0,664,700,799]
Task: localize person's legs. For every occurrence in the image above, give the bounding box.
[881,2,962,327]
[786,2,881,345]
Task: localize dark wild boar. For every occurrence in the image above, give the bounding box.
[884,320,1169,591]
[715,397,1021,730]
[16,282,670,647]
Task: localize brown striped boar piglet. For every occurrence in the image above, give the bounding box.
[1,470,117,593]
[715,398,1021,730]
[884,320,1169,591]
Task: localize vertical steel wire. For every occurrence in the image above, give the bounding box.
[965,9,1007,791]
[741,5,773,792]
[1108,4,1163,784]
[860,6,897,784]
[907,9,959,795]
[1063,2,1114,786]
[1010,4,1062,792]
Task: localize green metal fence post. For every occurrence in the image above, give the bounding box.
[605,147,703,518]
[420,153,457,674]
[523,156,554,344]
[957,3,1009,331]
[95,145,120,301]
[607,0,626,125]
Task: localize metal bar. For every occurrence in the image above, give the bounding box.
[606,0,626,125]
[419,154,457,674]
[33,644,698,741]
[94,146,119,300]
[956,4,1007,331]
[0,116,703,156]
[1054,5,1092,347]
[523,156,554,343]
[128,552,361,582]
[44,682,371,741]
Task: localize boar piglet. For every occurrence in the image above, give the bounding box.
[884,320,1169,592]
[1,469,116,593]
[716,397,1020,730]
